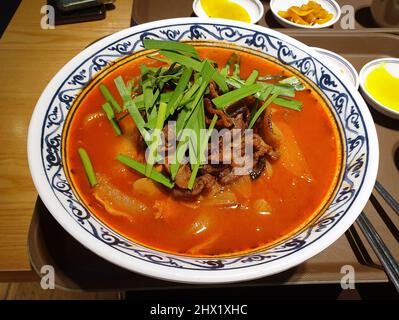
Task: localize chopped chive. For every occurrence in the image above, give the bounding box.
[249,90,281,129]
[102,102,122,135]
[145,55,171,64]
[114,76,131,106]
[170,135,189,180]
[143,39,200,59]
[116,154,174,189]
[273,97,303,110]
[187,114,218,189]
[110,119,122,135]
[278,76,299,85]
[182,60,215,126]
[126,102,149,141]
[159,51,228,93]
[99,84,121,113]
[145,106,158,129]
[273,84,295,97]
[145,102,168,176]
[179,77,201,106]
[141,65,154,116]
[233,63,240,78]
[257,82,295,98]
[114,76,149,140]
[220,64,229,77]
[279,76,305,91]
[159,50,202,70]
[167,67,193,115]
[245,70,259,85]
[133,91,173,109]
[225,76,245,89]
[188,100,202,170]
[102,102,115,120]
[257,83,274,101]
[258,75,287,81]
[78,147,97,187]
[213,71,228,93]
[127,79,134,95]
[221,53,240,77]
[212,83,262,110]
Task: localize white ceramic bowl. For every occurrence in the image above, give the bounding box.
[270,0,341,29]
[28,17,378,284]
[359,58,399,120]
[192,0,264,24]
[313,47,359,89]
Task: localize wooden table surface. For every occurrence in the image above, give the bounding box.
[0,0,133,279]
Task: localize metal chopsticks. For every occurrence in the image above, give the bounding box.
[356,212,399,292]
[374,180,399,217]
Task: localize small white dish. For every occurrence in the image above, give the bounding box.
[270,0,341,29]
[192,0,264,24]
[359,58,399,120]
[313,47,359,89]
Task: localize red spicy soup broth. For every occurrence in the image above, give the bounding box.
[64,45,342,256]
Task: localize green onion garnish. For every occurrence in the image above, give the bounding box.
[212,83,262,110]
[78,147,97,187]
[102,102,115,120]
[114,76,131,105]
[279,76,305,91]
[143,39,200,59]
[145,102,167,176]
[102,102,122,136]
[179,77,201,106]
[273,97,303,111]
[116,154,174,189]
[126,103,149,141]
[258,75,286,81]
[169,61,215,179]
[141,65,154,116]
[159,50,202,72]
[99,84,122,113]
[167,67,192,115]
[245,70,259,85]
[115,76,149,141]
[249,90,281,129]
[187,114,218,189]
[159,50,228,93]
[145,55,171,64]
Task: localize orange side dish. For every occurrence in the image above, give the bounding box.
[278,1,334,26]
[64,45,342,257]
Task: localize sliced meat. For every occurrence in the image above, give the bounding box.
[252,133,279,161]
[172,174,216,199]
[175,164,192,189]
[231,111,249,130]
[260,108,283,149]
[218,167,241,185]
[249,156,266,180]
[204,97,233,128]
[159,122,176,161]
[208,80,220,99]
[200,164,227,175]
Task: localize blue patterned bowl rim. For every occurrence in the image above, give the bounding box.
[27,17,379,284]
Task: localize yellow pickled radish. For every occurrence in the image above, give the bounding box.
[364,63,399,112]
[200,0,251,23]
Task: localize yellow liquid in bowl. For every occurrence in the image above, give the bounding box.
[200,0,251,23]
[364,63,399,112]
